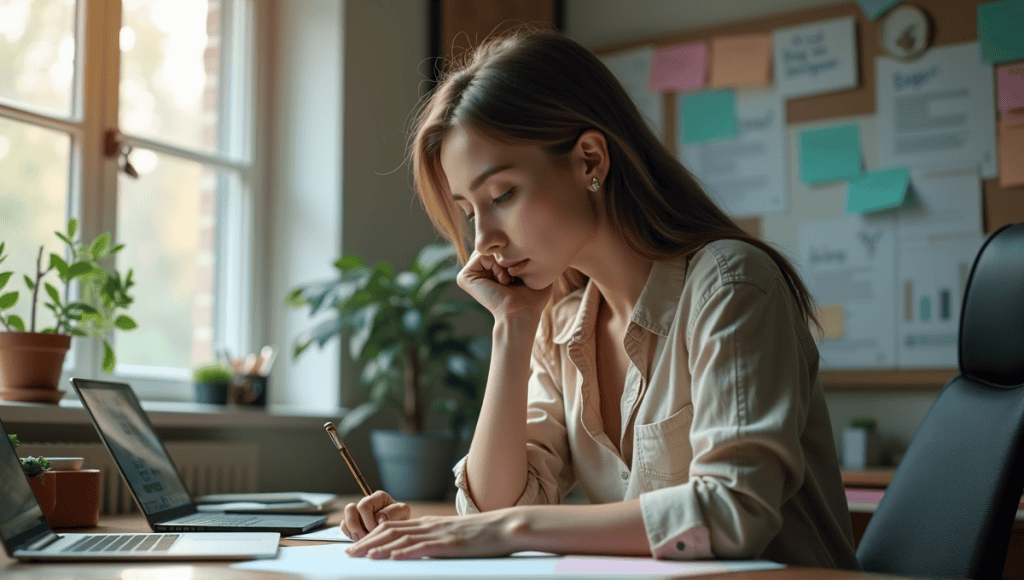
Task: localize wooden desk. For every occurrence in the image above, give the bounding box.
[0,500,913,580]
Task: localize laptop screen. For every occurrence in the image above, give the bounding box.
[0,418,51,553]
[72,379,192,515]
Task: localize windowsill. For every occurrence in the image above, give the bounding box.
[0,399,348,429]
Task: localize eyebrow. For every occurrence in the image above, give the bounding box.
[451,164,514,201]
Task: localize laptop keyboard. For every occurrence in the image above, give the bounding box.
[63,534,179,553]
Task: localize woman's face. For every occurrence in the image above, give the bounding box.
[440,125,603,290]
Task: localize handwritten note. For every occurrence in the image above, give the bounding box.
[649,41,707,92]
[710,33,772,88]
[680,89,738,144]
[773,16,858,100]
[845,167,909,214]
[798,123,862,185]
[977,0,1024,64]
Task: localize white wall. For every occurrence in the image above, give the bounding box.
[564,0,937,459]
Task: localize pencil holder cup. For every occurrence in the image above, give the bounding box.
[28,466,101,528]
[229,373,267,407]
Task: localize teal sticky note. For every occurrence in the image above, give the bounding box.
[798,124,862,185]
[978,0,1024,63]
[681,89,737,144]
[856,0,900,20]
[845,167,909,214]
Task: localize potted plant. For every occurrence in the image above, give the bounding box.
[0,219,136,403]
[8,433,56,516]
[288,243,490,500]
[193,362,235,405]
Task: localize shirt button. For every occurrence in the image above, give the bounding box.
[621,471,629,480]
[677,541,686,551]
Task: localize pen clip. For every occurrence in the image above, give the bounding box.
[324,422,345,450]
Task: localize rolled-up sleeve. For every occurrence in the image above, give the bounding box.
[640,277,810,559]
[454,342,577,514]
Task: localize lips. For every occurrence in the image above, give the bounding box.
[506,259,529,275]
[497,258,527,269]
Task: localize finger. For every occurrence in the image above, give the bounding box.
[377,501,411,523]
[355,490,393,533]
[366,534,420,560]
[347,520,421,557]
[343,503,367,539]
[392,538,450,560]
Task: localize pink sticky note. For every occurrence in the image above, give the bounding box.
[649,41,707,92]
[998,63,1024,116]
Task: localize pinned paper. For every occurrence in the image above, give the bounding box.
[815,303,845,341]
[680,89,738,144]
[845,167,910,214]
[998,63,1024,116]
[709,33,772,88]
[649,42,707,92]
[798,123,862,185]
[773,16,858,99]
[977,0,1024,63]
[856,0,900,19]
[999,118,1024,188]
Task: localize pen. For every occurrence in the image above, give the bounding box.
[324,422,373,497]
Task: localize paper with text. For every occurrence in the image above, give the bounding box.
[875,42,998,179]
[773,16,858,100]
[680,88,787,218]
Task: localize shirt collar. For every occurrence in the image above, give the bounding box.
[551,256,691,345]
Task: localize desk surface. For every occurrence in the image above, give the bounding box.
[0,500,907,580]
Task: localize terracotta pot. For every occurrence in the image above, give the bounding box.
[48,469,102,528]
[27,474,57,520]
[0,332,71,403]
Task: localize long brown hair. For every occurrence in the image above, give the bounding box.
[411,29,819,348]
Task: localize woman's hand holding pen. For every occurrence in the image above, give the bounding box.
[457,250,553,323]
[341,490,411,541]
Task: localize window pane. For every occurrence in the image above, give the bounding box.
[120,0,226,155]
[0,118,69,332]
[116,151,222,370]
[0,0,77,117]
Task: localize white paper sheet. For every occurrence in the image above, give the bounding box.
[600,46,665,140]
[895,235,983,368]
[231,545,784,579]
[798,214,897,369]
[876,42,999,179]
[680,88,787,218]
[288,525,353,542]
[773,16,858,99]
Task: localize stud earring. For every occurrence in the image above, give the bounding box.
[590,177,600,192]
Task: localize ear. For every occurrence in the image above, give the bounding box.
[572,129,609,187]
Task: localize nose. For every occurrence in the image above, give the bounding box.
[473,213,505,256]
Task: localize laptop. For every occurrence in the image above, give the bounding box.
[0,416,280,561]
[70,378,327,535]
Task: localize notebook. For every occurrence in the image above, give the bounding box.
[0,416,280,561]
[70,378,327,535]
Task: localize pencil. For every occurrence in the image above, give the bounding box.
[324,422,373,496]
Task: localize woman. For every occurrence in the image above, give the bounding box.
[340,29,859,568]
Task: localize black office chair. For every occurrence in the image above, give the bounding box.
[856,222,1024,580]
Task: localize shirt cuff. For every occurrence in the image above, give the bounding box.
[452,454,546,514]
[640,484,713,560]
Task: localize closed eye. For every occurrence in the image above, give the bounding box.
[465,188,514,223]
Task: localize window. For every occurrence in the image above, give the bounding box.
[0,0,257,400]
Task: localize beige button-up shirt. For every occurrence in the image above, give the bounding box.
[453,239,860,569]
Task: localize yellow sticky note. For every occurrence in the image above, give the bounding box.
[999,117,1024,188]
[710,33,773,88]
[815,303,845,341]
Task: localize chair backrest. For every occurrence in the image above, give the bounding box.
[856,222,1024,580]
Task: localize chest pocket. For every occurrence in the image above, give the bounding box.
[634,403,694,482]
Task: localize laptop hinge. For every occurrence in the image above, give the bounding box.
[25,531,62,551]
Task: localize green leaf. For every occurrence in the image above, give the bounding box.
[7,315,24,331]
[49,253,69,280]
[285,288,306,307]
[0,272,10,291]
[114,315,137,330]
[414,243,457,275]
[23,275,33,291]
[401,309,422,333]
[69,327,87,336]
[44,283,61,306]
[349,303,382,360]
[90,233,110,257]
[338,401,381,437]
[54,231,72,246]
[333,254,365,271]
[101,341,115,373]
[109,243,125,254]
[67,302,98,314]
[67,261,93,279]
[67,218,78,238]
[0,292,17,309]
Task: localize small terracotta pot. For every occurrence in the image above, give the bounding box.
[0,332,71,403]
[27,474,57,519]
[27,469,102,528]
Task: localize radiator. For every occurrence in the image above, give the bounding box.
[16,442,259,515]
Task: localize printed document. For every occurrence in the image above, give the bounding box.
[601,46,665,139]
